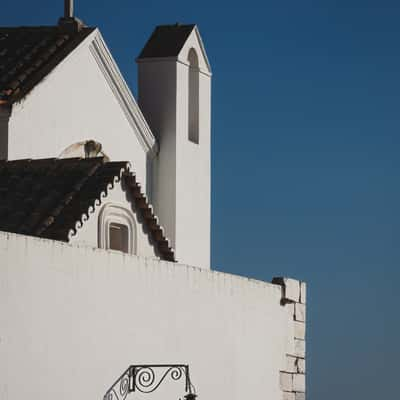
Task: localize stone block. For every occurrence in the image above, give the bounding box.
[297,358,306,374]
[300,282,306,304]
[285,355,297,373]
[280,372,293,392]
[285,278,301,303]
[294,321,306,340]
[293,373,305,392]
[295,303,306,322]
[272,277,301,303]
[294,339,306,358]
[286,302,295,319]
[283,392,296,400]
[295,392,306,400]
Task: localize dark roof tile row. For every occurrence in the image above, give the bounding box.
[0,157,175,261]
[0,25,94,104]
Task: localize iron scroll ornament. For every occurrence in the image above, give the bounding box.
[103,364,197,400]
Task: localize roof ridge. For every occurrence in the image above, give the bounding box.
[155,23,196,28]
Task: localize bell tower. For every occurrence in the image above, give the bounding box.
[137,24,212,269]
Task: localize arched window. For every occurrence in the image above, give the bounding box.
[188,48,199,144]
[98,204,137,255]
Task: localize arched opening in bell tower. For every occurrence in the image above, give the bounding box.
[188,48,199,144]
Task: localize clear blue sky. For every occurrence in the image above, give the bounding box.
[2,1,399,399]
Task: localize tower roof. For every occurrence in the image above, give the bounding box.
[138,24,196,59]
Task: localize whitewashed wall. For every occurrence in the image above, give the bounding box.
[175,37,211,270]
[138,60,177,248]
[137,27,211,269]
[0,232,299,400]
[7,30,153,193]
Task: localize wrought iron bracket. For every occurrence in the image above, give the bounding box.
[103,364,197,400]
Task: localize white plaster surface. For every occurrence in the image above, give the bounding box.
[280,372,293,392]
[137,27,211,269]
[282,392,296,400]
[293,374,306,393]
[175,60,211,269]
[295,303,306,322]
[286,302,295,319]
[300,282,306,304]
[286,355,297,373]
[294,321,306,340]
[7,30,153,194]
[178,27,211,75]
[0,231,296,400]
[297,358,306,374]
[294,339,306,358]
[283,278,301,303]
[138,60,177,245]
[295,392,306,400]
[69,181,159,259]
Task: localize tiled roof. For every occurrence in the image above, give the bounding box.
[0,25,94,104]
[0,157,175,261]
[138,24,195,59]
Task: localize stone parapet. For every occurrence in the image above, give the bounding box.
[273,277,307,400]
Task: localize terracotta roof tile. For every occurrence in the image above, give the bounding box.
[0,157,175,261]
[0,25,94,104]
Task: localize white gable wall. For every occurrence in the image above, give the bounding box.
[7,30,153,194]
[69,182,159,259]
[179,28,211,73]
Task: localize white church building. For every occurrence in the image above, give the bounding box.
[0,3,307,400]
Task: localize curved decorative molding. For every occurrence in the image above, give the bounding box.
[98,203,137,255]
[89,31,158,157]
[68,170,126,241]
